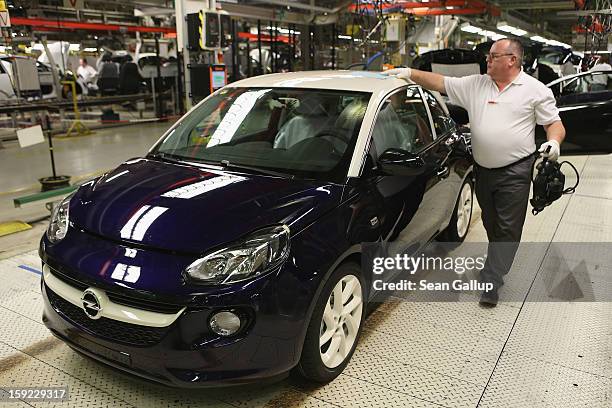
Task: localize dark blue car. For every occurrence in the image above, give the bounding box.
[40,71,474,386]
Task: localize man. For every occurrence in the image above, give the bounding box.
[384,39,565,307]
[560,54,577,77]
[588,55,612,91]
[77,58,97,84]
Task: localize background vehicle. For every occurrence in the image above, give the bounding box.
[0,56,56,100]
[536,70,612,154]
[412,48,486,77]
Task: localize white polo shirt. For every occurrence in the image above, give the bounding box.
[444,71,561,168]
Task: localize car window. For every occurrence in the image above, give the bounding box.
[422,90,455,137]
[152,87,370,182]
[540,51,565,65]
[561,72,612,95]
[371,87,433,158]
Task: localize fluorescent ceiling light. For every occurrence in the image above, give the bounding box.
[491,34,507,41]
[482,30,497,37]
[497,24,515,32]
[530,35,547,42]
[69,43,80,51]
[510,28,527,36]
[32,44,45,51]
[460,23,481,33]
[338,35,352,40]
[265,26,300,35]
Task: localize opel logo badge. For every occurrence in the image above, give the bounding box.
[81,288,103,320]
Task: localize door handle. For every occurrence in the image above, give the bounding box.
[436,166,450,178]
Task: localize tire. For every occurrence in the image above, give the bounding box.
[296,262,365,383]
[441,176,473,242]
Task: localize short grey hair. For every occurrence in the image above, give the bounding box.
[495,38,524,67]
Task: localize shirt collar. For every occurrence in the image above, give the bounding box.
[487,70,525,89]
[510,71,526,85]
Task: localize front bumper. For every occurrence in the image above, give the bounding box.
[41,267,305,387]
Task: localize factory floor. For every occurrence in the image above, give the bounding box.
[0,127,610,407]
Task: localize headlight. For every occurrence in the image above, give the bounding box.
[46,195,72,243]
[185,225,290,284]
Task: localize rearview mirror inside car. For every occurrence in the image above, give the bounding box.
[378,148,426,176]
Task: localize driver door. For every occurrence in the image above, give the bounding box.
[367,86,449,252]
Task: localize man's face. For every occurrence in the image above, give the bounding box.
[486,41,516,78]
[80,59,86,67]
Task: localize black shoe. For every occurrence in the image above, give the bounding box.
[479,289,499,308]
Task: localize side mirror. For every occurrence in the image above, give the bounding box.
[447,103,469,126]
[378,148,426,176]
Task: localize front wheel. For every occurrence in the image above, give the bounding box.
[296,262,365,383]
[441,177,473,242]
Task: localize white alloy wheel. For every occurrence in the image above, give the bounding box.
[319,275,363,369]
[456,181,473,239]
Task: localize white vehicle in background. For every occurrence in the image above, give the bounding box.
[538,48,583,77]
[0,55,56,100]
[136,53,178,79]
[0,60,16,101]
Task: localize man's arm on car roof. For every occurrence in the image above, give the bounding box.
[410,69,446,94]
[383,68,446,94]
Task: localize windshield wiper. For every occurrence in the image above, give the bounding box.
[148,152,183,164]
[220,160,294,179]
[150,154,293,178]
[150,153,219,168]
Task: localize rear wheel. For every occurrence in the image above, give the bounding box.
[297,262,364,383]
[442,177,473,242]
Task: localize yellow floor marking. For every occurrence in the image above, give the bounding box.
[0,221,32,237]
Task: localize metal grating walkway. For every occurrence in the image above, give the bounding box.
[0,154,610,407]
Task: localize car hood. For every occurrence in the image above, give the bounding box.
[70,158,343,254]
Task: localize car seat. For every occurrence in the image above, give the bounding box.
[371,104,416,157]
[97,62,120,96]
[273,96,335,149]
[119,62,143,95]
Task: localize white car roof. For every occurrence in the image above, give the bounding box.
[546,69,612,87]
[229,70,412,96]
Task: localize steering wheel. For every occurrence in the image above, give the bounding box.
[311,128,350,156]
[312,128,350,145]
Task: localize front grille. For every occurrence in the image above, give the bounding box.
[106,292,183,314]
[48,265,184,314]
[46,286,170,347]
[50,267,87,290]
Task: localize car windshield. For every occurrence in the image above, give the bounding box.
[540,51,565,65]
[150,87,371,181]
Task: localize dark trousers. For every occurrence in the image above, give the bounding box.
[475,156,535,289]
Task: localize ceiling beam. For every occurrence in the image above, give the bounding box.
[10,17,175,33]
[249,0,335,13]
[499,1,574,10]
[557,9,612,15]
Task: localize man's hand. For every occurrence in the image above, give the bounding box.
[382,68,412,81]
[382,67,446,93]
[539,140,560,161]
